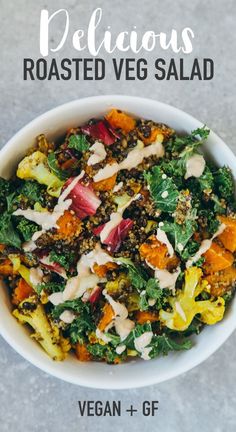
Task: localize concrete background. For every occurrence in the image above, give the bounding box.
[0,0,236,431]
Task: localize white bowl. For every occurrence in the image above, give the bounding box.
[0,95,236,389]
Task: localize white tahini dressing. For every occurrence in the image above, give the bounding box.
[185,154,206,180]
[13,171,85,248]
[99,193,141,243]
[48,292,64,306]
[59,310,76,324]
[87,141,107,166]
[154,267,181,291]
[113,182,123,193]
[62,244,112,301]
[102,290,135,341]
[29,267,44,286]
[186,223,226,267]
[116,345,126,355]
[156,227,174,257]
[93,139,164,182]
[134,331,153,360]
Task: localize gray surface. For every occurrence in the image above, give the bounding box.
[0,0,236,431]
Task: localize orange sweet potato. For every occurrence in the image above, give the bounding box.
[203,241,234,274]
[93,262,118,278]
[205,266,236,297]
[106,109,136,133]
[75,343,91,361]
[0,259,14,276]
[56,210,82,239]
[93,173,117,191]
[98,303,114,331]
[139,235,179,270]
[218,216,236,252]
[136,311,159,324]
[12,278,34,305]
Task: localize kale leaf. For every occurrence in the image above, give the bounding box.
[49,250,75,272]
[144,166,179,213]
[114,257,148,291]
[47,152,69,180]
[213,166,234,202]
[149,334,192,358]
[36,281,66,294]
[162,217,196,254]
[19,180,46,204]
[16,217,39,241]
[166,126,210,154]
[51,298,89,319]
[68,315,95,344]
[0,212,21,248]
[68,134,89,152]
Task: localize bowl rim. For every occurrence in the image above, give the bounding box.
[0,94,236,389]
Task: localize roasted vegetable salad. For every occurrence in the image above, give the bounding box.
[0,109,236,364]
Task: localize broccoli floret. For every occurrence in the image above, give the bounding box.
[13,295,68,361]
[16,151,65,197]
[214,166,234,202]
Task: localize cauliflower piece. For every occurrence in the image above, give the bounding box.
[13,295,67,361]
[159,267,225,331]
[17,151,64,197]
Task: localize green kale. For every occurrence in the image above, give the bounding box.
[87,343,119,363]
[179,239,199,260]
[0,178,13,212]
[149,334,192,358]
[198,209,220,235]
[68,134,89,152]
[162,217,196,255]
[68,315,95,345]
[16,217,39,241]
[139,279,169,311]
[144,166,179,213]
[19,180,46,204]
[51,298,89,319]
[198,166,214,192]
[166,126,210,154]
[114,257,148,291]
[49,250,75,272]
[0,212,21,248]
[36,281,66,295]
[47,152,69,180]
[213,166,234,202]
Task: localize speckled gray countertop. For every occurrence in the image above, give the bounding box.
[0,0,236,431]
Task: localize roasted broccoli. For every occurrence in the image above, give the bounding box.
[13,295,68,361]
[16,151,64,197]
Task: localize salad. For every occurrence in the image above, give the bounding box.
[0,109,236,364]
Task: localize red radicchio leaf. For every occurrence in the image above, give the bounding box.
[64,177,101,219]
[39,256,67,279]
[81,120,120,146]
[94,218,134,252]
[89,285,102,304]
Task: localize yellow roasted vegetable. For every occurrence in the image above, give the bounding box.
[13,295,67,361]
[17,151,64,197]
[9,255,34,288]
[159,267,225,331]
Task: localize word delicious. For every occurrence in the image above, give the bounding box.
[39,8,195,57]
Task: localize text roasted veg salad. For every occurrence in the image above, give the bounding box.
[0,109,236,364]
